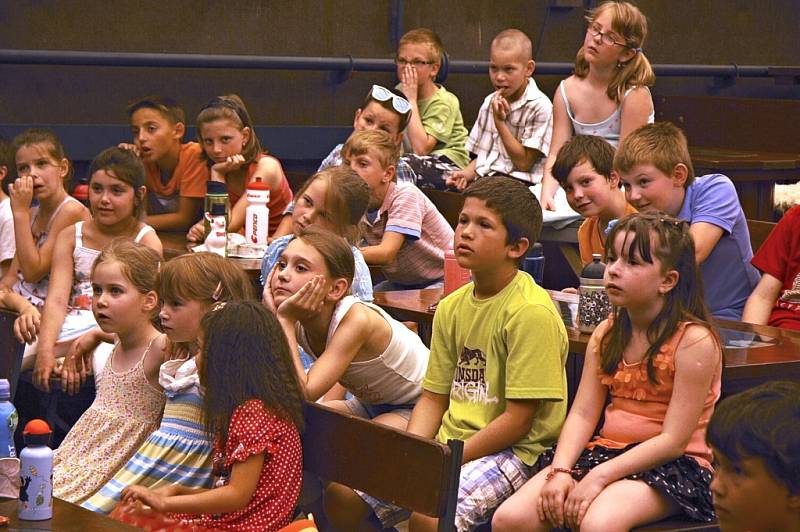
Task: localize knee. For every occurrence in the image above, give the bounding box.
[492,503,543,532]
[579,508,626,532]
[323,482,371,531]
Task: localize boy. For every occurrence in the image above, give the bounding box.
[0,137,15,276]
[743,205,800,330]
[707,381,800,532]
[615,122,760,320]
[346,129,453,291]
[121,96,208,231]
[448,29,553,190]
[397,29,470,178]
[327,176,568,531]
[552,135,636,266]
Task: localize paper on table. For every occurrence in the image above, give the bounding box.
[529,183,583,230]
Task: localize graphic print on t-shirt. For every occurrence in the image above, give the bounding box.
[452,347,498,404]
[778,271,800,312]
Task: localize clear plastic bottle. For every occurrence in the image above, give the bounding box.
[204,181,229,238]
[18,419,53,521]
[0,379,17,458]
[245,177,270,245]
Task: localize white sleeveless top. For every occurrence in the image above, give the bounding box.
[298,295,430,406]
[559,81,655,148]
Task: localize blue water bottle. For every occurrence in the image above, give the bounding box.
[0,379,18,458]
[18,419,53,521]
[522,242,545,285]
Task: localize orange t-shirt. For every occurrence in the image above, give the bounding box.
[577,202,637,266]
[144,142,208,215]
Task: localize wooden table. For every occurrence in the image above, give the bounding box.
[157,231,262,280]
[0,497,138,530]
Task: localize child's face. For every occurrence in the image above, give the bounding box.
[14,143,68,201]
[454,197,517,273]
[130,108,183,164]
[159,297,207,343]
[489,45,533,103]
[563,160,617,218]
[89,169,138,226]
[353,101,403,143]
[91,261,153,334]
[271,238,329,308]
[604,230,671,308]
[396,42,440,85]
[618,164,685,216]
[293,177,334,234]
[199,118,250,163]
[347,149,394,209]
[711,448,798,532]
[583,10,635,67]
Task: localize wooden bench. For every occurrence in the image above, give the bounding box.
[0,309,24,399]
[746,218,776,254]
[302,401,464,532]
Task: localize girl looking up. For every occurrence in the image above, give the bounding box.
[33,146,162,391]
[493,213,721,531]
[81,252,254,514]
[53,240,167,504]
[120,301,304,532]
[539,0,655,210]
[187,94,293,241]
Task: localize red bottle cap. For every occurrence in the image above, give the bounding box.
[23,419,51,435]
[246,176,270,190]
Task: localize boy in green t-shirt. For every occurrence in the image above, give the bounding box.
[325,177,568,531]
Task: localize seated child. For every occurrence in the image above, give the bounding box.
[493,213,721,531]
[123,96,208,230]
[346,129,453,290]
[707,381,800,532]
[118,301,304,531]
[743,205,800,330]
[448,29,553,189]
[552,135,636,266]
[615,122,760,320]
[396,28,470,183]
[325,177,568,531]
[0,137,15,276]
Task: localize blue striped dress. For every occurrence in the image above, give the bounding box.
[82,357,214,514]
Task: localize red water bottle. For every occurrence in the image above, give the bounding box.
[443,247,471,296]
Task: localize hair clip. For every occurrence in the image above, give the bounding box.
[156,261,162,274]
[210,301,227,312]
[211,281,224,302]
[632,47,643,54]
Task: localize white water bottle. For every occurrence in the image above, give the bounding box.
[245,177,270,245]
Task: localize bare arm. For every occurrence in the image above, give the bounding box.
[540,88,574,211]
[139,230,164,258]
[689,222,725,264]
[406,389,449,439]
[618,87,654,142]
[228,157,286,234]
[271,213,294,241]
[146,196,203,231]
[462,398,539,464]
[358,231,405,265]
[493,94,543,172]
[742,273,783,325]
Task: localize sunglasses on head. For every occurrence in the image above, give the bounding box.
[370,85,411,115]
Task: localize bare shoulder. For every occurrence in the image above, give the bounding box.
[675,323,721,368]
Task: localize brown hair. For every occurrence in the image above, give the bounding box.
[342,129,401,171]
[491,29,533,62]
[91,239,161,320]
[295,226,355,291]
[158,252,254,308]
[126,95,186,125]
[361,86,412,132]
[552,135,616,187]
[398,28,443,64]
[294,166,369,244]
[12,128,73,189]
[614,122,695,187]
[574,1,655,102]
[88,146,148,219]
[600,212,715,383]
[196,94,263,165]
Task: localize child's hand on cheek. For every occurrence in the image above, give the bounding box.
[399,64,420,103]
[211,154,246,178]
[276,275,327,323]
[262,267,279,314]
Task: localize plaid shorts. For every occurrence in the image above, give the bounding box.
[358,448,536,531]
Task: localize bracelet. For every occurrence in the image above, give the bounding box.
[545,467,575,481]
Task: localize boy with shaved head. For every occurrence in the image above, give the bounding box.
[448,29,553,189]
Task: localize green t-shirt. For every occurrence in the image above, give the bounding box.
[423,271,568,466]
[415,85,470,168]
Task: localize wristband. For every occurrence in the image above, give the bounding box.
[545,467,576,481]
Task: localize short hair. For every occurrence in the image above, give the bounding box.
[196,94,263,164]
[295,226,355,289]
[0,136,15,195]
[361,85,412,132]
[707,381,800,495]
[614,122,695,188]
[552,135,616,187]
[126,95,186,125]
[491,29,533,62]
[463,176,542,261]
[12,128,73,189]
[88,146,148,219]
[342,129,401,171]
[398,28,443,64]
[295,166,369,244]
[91,239,161,320]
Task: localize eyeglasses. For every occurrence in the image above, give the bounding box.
[395,58,435,68]
[370,85,412,115]
[587,22,629,48]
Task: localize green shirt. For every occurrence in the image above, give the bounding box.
[415,85,470,168]
[424,271,568,465]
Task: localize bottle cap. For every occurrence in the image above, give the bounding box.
[23,419,52,446]
[209,203,227,216]
[207,181,228,194]
[246,176,270,191]
[530,242,544,257]
[580,254,605,280]
[0,379,9,400]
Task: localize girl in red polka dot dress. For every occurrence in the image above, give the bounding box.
[119,300,305,532]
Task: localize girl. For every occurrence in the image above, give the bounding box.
[539,1,655,211]
[33,146,162,392]
[266,226,429,429]
[52,240,167,504]
[80,252,254,514]
[187,94,293,241]
[119,301,304,532]
[492,213,721,531]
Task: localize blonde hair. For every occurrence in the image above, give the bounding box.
[158,252,254,307]
[574,1,655,102]
[491,29,533,62]
[342,129,401,171]
[294,166,369,244]
[614,122,695,187]
[196,94,262,165]
[91,239,161,320]
[398,28,443,64]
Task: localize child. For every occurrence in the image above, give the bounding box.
[0,137,15,276]
[32,147,163,391]
[119,301,304,531]
[266,226,429,419]
[742,205,800,330]
[346,129,453,290]
[80,252,254,514]
[707,381,800,532]
[328,177,569,531]
[52,240,168,504]
[540,1,655,211]
[552,135,636,266]
[447,29,553,189]
[493,212,721,531]
[186,94,293,241]
[0,286,40,344]
[260,166,373,303]
[0,129,89,305]
[396,28,470,176]
[123,96,208,230]
[615,122,760,320]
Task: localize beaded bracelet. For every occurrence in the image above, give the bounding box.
[545,467,576,481]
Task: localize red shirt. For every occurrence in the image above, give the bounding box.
[229,154,293,236]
